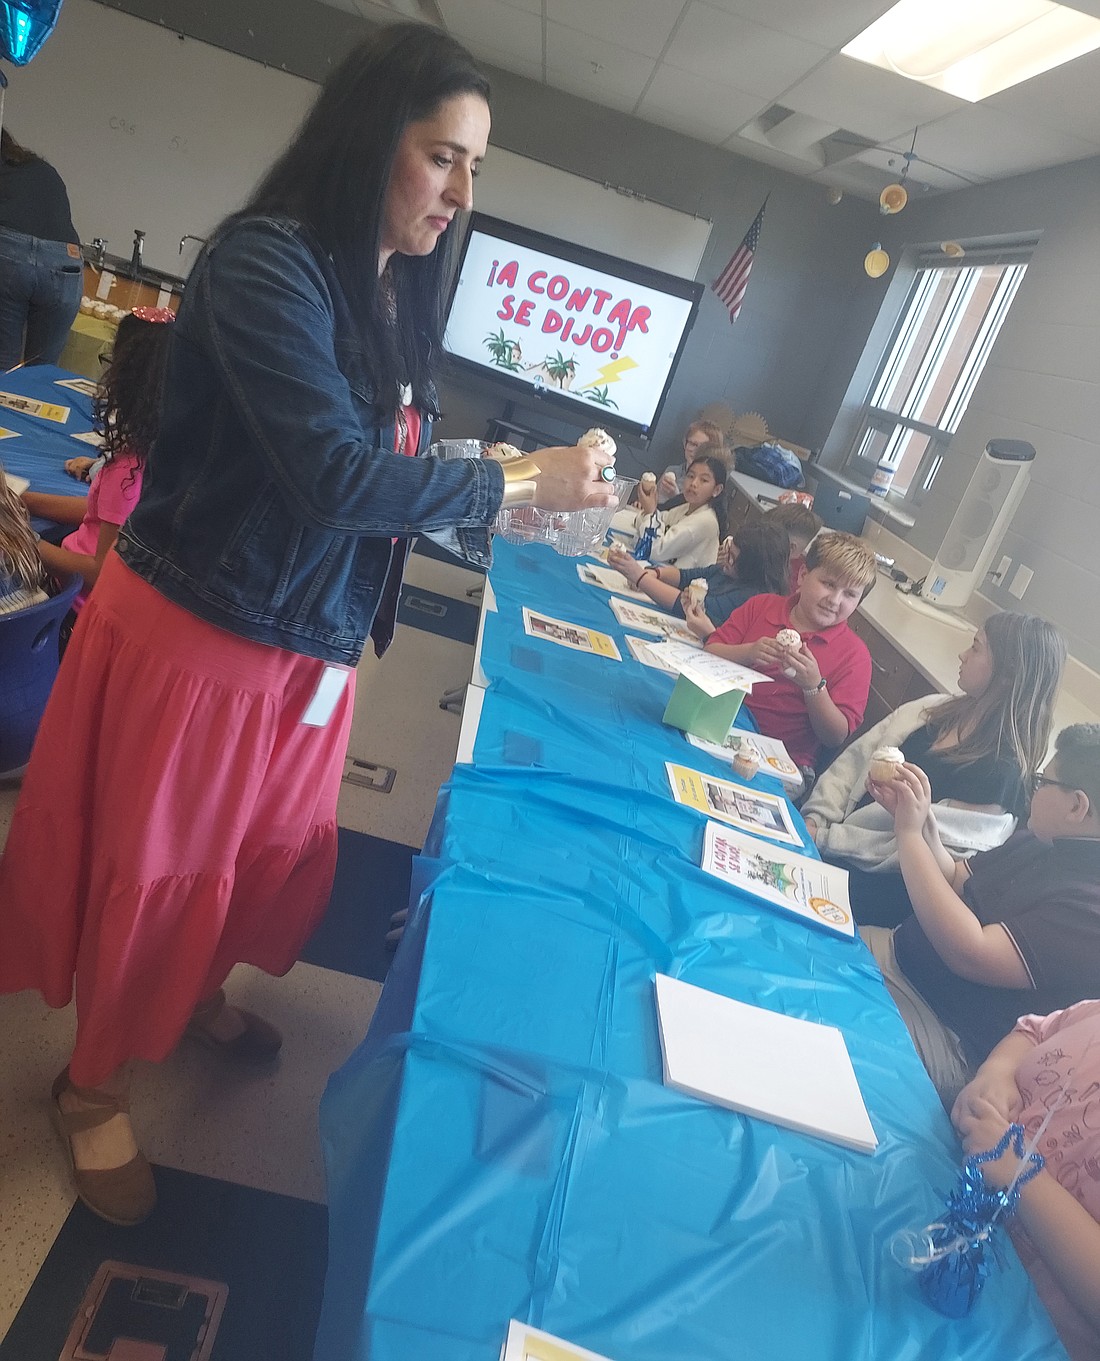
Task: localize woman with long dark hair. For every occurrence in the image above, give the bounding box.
[0,24,613,1227]
[0,129,82,366]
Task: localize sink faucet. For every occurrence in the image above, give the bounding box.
[90,237,107,270]
[179,233,207,255]
[130,229,146,271]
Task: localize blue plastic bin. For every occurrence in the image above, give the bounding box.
[0,573,81,776]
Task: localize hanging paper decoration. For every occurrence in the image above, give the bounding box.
[879,183,908,215]
[0,0,64,65]
[864,243,890,278]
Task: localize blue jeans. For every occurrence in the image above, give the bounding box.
[0,227,83,368]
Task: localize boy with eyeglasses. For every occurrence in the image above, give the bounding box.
[861,723,1100,1103]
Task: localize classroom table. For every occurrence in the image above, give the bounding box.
[316,541,1066,1361]
[0,364,98,517]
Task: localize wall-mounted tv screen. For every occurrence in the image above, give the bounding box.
[444,214,703,439]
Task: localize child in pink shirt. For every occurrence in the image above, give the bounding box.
[952,1000,1100,1359]
[21,306,174,608]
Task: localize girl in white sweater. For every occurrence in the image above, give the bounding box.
[613,450,727,570]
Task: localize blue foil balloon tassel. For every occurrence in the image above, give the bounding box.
[918,1123,1044,1318]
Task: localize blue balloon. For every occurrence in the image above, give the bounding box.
[0,0,64,66]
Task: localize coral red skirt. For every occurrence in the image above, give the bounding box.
[0,553,355,1086]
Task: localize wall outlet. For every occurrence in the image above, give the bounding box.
[1009,564,1034,599]
[992,555,1012,583]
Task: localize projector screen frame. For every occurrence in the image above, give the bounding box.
[443,212,704,441]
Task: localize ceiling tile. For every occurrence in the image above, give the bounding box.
[544,22,656,108]
[913,105,1100,180]
[700,0,895,49]
[465,44,546,85]
[981,47,1100,143]
[721,133,844,178]
[637,67,769,144]
[436,0,542,60]
[663,2,830,100]
[545,0,682,60]
[781,55,968,143]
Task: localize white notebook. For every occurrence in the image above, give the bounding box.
[654,973,877,1154]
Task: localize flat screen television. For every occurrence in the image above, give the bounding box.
[444,213,703,439]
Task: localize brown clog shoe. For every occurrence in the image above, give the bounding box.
[49,1069,156,1227]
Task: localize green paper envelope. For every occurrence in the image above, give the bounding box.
[663,674,746,743]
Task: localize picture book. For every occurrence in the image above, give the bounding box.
[655,973,877,1153]
[575,561,647,599]
[607,596,698,645]
[701,821,854,937]
[665,761,802,847]
[686,729,802,788]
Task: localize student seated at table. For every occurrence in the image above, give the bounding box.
[609,451,726,570]
[20,307,173,606]
[0,466,50,614]
[632,418,725,510]
[607,519,789,630]
[802,612,1066,926]
[951,1001,1100,1361]
[703,531,877,773]
[861,725,1100,1105]
[765,501,822,589]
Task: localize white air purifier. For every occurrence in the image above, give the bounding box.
[919,439,1034,610]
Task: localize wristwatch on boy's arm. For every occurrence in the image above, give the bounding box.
[802,677,827,695]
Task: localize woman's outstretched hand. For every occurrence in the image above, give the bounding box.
[530,444,618,511]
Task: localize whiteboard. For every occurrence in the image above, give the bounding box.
[8,0,710,280]
[474,148,710,278]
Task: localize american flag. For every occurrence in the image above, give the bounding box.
[712,198,768,323]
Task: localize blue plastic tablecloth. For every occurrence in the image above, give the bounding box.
[317,539,1065,1361]
[0,364,96,507]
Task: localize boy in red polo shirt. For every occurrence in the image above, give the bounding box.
[703,531,876,770]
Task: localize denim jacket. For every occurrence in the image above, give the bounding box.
[119,215,504,664]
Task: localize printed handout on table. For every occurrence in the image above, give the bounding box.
[54,377,98,397]
[607,595,699,645]
[0,391,69,424]
[655,973,878,1153]
[665,761,802,847]
[502,1320,617,1361]
[70,430,106,447]
[686,730,802,789]
[647,639,771,697]
[522,606,622,660]
[575,561,647,600]
[701,821,854,937]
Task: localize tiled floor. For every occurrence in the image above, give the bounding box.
[0,542,479,1352]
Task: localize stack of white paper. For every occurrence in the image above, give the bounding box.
[654,973,877,1153]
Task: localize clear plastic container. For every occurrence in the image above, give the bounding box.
[429,439,486,460]
[495,476,637,558]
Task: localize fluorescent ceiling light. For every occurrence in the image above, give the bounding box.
[842,0,1100,102]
